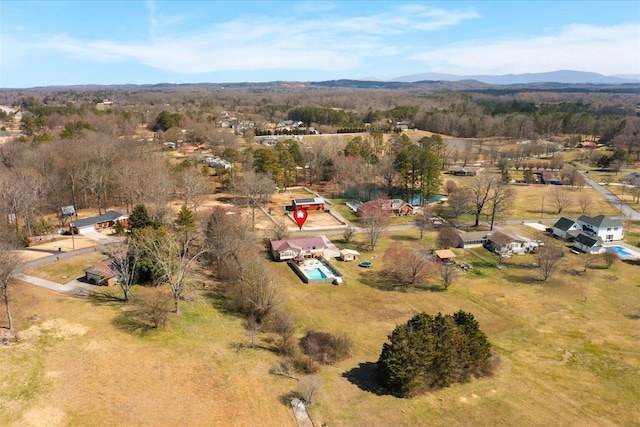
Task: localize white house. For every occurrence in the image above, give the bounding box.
[551,217,582,240]
[576,215,623,242]
[486,230,542,256]
[270,237,326,261]
[573,233,604,254]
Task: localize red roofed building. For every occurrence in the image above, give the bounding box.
[270,237,326,261]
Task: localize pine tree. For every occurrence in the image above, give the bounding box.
[377,311,494,397]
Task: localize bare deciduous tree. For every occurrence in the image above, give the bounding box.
[130,287,173,329]
[383,242,432,291]
[443,179,458,195]
[238,171,275,230]
[467,174,501,227]
[270,218,290,241]
[436,227,459,249]
[342,226,356,244]
[415,207,432,240]
[487,182,514,230]
[178,166,209,212]
[551,186,571,214]
[266,308,297,356]
[447,188,473,218]
[582,253,598,272]
[135,227,204,315]
[106,242,140,301]
[438,262,459,290]
[0,244,21,332]
[361,200,390,251]
[578,194,590,213]
[296,375,324,407]
[602,250,619,268]
[536,240,564,281]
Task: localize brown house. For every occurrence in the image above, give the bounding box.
[84,259,118,286]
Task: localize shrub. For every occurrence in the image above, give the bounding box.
[130,287,172,329]
[299,331,353,365]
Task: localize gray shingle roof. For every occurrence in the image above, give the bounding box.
[553,217,577,232]
[574,233,602,247]
[577,215,622,229]
[71,210,128,229]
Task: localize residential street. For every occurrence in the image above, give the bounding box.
[579,171,640,221]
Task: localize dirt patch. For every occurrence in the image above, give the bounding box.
[19,319,88,342]
[21,406,66,427]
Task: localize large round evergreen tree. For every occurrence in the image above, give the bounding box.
[376,311,494,397]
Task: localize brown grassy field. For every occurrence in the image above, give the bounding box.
[1,225,640,426]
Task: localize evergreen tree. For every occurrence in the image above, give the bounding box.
[377,311,493,397]
[176,204,195,228]
[129,204,154,231]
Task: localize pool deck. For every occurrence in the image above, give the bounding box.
[290,257,345,284]
[602,242,640,259]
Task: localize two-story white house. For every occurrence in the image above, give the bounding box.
[576,215,623,242]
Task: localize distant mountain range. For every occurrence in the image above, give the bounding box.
[391,70,640,85]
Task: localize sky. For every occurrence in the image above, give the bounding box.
[1,1,639,88]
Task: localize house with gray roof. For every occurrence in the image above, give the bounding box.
[456,230,490,248]
[576,215,623,242]
[551,217,582,240]
[70,211,129,233]
[573,233,604,254]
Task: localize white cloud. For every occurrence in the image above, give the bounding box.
[410,23,640,75]
[4,5,480,75]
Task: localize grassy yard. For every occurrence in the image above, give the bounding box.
[23,253,107,284]
[2,225,640,426]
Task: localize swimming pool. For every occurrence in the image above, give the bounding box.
[603,245,640,259]
[305,268,328,280]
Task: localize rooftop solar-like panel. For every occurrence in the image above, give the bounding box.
[294,198,317,204]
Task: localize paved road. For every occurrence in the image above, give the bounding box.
[578,171,640,221]
[18,173,640,296]
[21,245,114,271]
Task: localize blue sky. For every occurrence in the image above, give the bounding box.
[1,1,639,88]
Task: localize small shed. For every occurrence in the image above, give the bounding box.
[339,249,360,262]
[434,249,456,264]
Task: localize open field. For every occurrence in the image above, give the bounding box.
[2,226,640,426]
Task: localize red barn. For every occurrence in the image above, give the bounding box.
[292,197,325,211]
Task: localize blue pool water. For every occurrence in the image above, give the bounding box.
[305,268,328,280]
[603,245,637,258]
[408,194,448,205]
